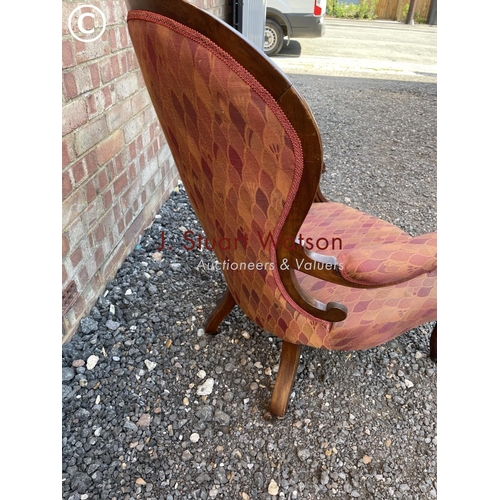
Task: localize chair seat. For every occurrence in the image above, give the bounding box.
[294,203,437,351]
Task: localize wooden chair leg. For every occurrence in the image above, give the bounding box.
[204,288,236,334]
[430,323,437,362]
[268,341,303,417]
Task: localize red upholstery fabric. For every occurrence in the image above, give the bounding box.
[127,11,437,352]
[337,232,437,286]
[296,203,437,350]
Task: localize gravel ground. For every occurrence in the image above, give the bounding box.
[62,74,437,499]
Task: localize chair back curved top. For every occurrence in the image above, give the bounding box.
[126,0,333,341]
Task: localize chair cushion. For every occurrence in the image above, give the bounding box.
[337,232,437,286]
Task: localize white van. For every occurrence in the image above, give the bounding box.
[265,0,326,56]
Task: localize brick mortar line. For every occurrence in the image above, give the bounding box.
[62,174,175,286]
[62,90,159,172]
[62,65,142,103]
[61,42,136,68]
[62,145,173,246]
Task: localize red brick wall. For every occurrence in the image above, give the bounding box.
[62,0,232,342]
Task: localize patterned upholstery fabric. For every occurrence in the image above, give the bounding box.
[296,203,436,350]
[127,10,437,352]
[338,232,437,286]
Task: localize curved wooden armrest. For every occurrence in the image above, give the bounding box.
[277,244,389,324]
[289,269,348,322]
[287,245,386,289]
[277,244,347,323]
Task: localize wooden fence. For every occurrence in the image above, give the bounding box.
[375,0,433,21]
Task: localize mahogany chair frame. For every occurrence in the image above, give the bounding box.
[125,0,437,418]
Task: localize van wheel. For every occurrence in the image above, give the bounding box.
[264,19,284,57]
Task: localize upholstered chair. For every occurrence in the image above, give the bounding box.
[125,0,437,417]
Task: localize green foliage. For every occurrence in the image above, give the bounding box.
[327,0,379,20]
[326,0,336,16]
[402,2,427,24]
[357,0,379,19]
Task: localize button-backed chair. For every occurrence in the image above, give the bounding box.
[125,0,437,417]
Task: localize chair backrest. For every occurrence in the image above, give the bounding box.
[126,0,330,338]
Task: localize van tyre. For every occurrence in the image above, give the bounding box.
[264,19,284,56]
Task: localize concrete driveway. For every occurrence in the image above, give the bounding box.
[272,17,437,82]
